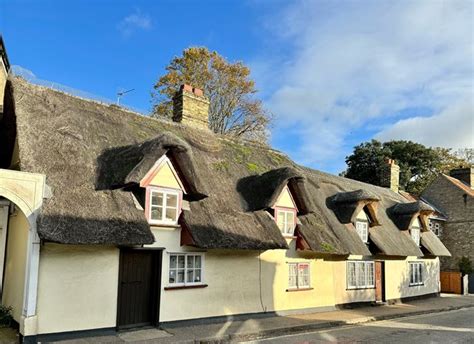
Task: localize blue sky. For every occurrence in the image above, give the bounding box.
[1,0,472,174]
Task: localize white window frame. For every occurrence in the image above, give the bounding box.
[275,207,297,236]
[147,186,182,225]
[347,261,375,289]
[429,220,441,236]
[288,262,311,290]
[409,262,424,286]
[167,253,205,287]
[355,220,369,243]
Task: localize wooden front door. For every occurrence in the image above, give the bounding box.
[375,261,384,302]
[117,249,162,329]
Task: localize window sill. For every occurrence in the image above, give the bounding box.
[409,283,424,287]
[149,223,181,229]
[164,284,208,291]
[286,287,313,292]
[346,286,375,290]
[283,235,297,239]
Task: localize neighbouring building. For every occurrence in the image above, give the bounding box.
[0,41,450,343]
[421,168,474,272]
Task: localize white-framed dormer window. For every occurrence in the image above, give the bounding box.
[355,220,369,243]
[347,261,374,289]
[168,253,204,286]
[288,262,310,290]
[429,220,441,237]
[148,187,182,225]
[410,218,421,246]
[409,262,424,286]
[275,208,296,236]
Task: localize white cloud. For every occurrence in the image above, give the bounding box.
[118,9,152,37]
[376,100,474,149]
[257,0,473,172]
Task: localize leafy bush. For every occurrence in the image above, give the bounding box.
[0,305,13,327]
[458,256,473,276]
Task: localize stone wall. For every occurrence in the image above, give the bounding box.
[422,175,474,271]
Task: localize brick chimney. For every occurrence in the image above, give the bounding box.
[0,35,11,116]
[380,158,400,192]
[449,167,474,189]
[172,84,210,130]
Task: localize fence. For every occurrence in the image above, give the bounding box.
[440,271,462,294]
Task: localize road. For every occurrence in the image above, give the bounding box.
[240,307,474,344]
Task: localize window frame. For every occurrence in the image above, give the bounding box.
[429,220,441,236]
[274,206,297,237]
[146,186,183,226]
[409,262,424,286]
[167,252,205,287]
[346,261,375,289]
[355,220,369,243]
[287,262,311,290]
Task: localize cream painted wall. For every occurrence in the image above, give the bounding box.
[150,161,182,189]
[2,209,29,322]
[148,228,337,322]
[35,244,119,335]
[384,257,440,301]
[274,186,296,209]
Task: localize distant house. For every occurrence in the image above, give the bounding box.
[421,168,474,272]
[0,42,449,343]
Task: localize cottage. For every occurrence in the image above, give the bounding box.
[0,46,450,342]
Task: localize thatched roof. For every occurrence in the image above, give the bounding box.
[420,231,451,257]
[389,201,434,231]
[1,77,450,256]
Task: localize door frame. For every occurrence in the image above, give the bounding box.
[375,260,385,302]
[116,247,163,330]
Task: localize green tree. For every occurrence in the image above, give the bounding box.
[458,256,473,276]
[151,47,271,142]
[343,140,469,195]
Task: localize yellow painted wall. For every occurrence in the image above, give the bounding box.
[274,186,296,209]
[150,161,182,189]
[148,229,336,322]
[2,210,29,322]
[355,210,368,221]
[384,257,439,300]
[36,244,119,334]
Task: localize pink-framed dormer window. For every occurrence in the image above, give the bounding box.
[146,186,183,226]
[141,155,186,226]
[275,207,297,236]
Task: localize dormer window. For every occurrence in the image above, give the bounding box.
[272,185,298,237]
[141,155,186,226]
[410,218,421,246]
[354,209,369,243]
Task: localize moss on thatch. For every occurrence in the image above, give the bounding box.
[2,76,449,256]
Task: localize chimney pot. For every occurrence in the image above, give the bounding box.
[192,87,203,97]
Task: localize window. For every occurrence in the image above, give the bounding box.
[429,220,441,236]
[168,253,204,286]
[148,188,181,225]
[276,208,296,236]
[355,221,369,243]
[288,262,310,289]
[347,261,374,289]
[409,262,424,286]
[410,226,420,246]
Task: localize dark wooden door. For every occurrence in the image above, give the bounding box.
[375,261,384,302]
[117,250,162,329]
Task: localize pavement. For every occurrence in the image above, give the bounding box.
[243,307,474,343]
[1,294,473,343]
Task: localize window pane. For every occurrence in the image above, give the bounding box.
[151,192,164,206]
[169,269,176,284]
[178,255,185,268]
[348,262,356,288]
[277,211,285,231]
[186,269,194,283]
[177,270,185,283]
[169,255,177,269]
[187,256,194,269]
[366,263,374,286]
[195,256,201,268]
[165,207,177,222]
[151,207,163,221]
[167,193,178,208]
[194,269,201,282]
[357,263,366,287]
[288,264,297,288]
[286,212,295,233]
